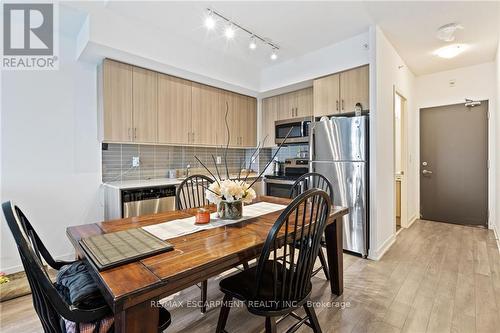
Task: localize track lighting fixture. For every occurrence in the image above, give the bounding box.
[203,8,279,60]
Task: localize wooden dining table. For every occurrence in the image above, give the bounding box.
[66,196,348,333]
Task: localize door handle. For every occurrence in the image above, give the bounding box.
[422,170,433,175]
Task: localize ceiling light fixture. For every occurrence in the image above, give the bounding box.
[433,44,468,58]
[204,10,216,30]
[203,8,280,59]
[224,23,235,39]
[270,48,278,60]
[249,36,257,50]
[436,23,464,42]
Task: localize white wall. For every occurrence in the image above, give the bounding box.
[78,5,260,95]
[1,34,103,273]
[415,62,497,231]
[260,32,369,92]
[369,26,416,260]
[495,40,500,239]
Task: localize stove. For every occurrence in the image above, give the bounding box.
[264,158,309,197]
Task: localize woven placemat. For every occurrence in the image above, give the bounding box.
[80,228,173,271]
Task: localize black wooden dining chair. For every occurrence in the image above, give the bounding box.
[176,174,214,210]
[216,189,331,333]
[176,174,214,313]
[2,201,171,333]
[289,172,333,280]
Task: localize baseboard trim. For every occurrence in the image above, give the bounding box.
[406,214,418,228]
[492,223,500,254]
[2,252,75,274]
[367,234,396,261]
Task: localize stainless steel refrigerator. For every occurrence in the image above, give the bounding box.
[309,115,369,257]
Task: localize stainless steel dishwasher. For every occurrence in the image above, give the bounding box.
[122,186,176,218]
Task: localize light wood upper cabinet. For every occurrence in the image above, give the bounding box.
[242,96,257,147]
[157,74,191,144]
[313,73,340,117]
[261,96,278,148]
[217,92,257,148]
[217,90,236,146]
[100,59,257,147]
[102,59,133,142]
[313,65,369,117]
[192,83,218,145]
[278,93,295,120]
[340,65,369,113]
[296,87,313,117]
[132,67,157,143]
[277,88,313,120]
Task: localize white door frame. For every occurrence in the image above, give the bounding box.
[393,88,409,229]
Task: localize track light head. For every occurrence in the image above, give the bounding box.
[204,10,216,30]
[270,48,278,60]
[224,23,235,39]
[249,36,257,50]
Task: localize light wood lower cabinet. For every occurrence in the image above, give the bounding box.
[102,59,133,142]
[132,67,157,143]
[157,74,191,145]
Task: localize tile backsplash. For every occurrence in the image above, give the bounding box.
[102,143,309,183]
[102,144,257,182]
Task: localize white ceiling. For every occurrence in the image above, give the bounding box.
[64,1,499,76]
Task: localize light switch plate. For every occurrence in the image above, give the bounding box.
[132,156,140,167]
[216,156,222,164]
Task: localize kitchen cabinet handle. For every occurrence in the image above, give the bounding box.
[336,100,339,111]
[341,100,345,111]
[192,132,195,143]
[128,128,131,140]
[134,128,137,139]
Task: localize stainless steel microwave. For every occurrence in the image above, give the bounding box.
[275,116,313,145]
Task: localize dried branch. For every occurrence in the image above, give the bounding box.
[211,154,222,182]
[196,179,221,197]
[243,136,266,183]
[223,102,230,179]
[194,156,220,186]
[247,127,293,189]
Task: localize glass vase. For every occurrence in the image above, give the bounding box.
[217,200,243,220]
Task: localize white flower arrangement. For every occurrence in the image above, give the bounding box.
[206,179,256,204]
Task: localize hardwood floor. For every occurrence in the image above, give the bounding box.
[1,220,499,333]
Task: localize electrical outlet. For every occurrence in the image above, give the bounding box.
[216,156,222,164]
[132,156,140,167]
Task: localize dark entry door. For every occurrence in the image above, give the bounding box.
[420,101,488,226]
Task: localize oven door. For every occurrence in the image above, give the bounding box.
[275,117,312,144]
[265,179,294,198]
